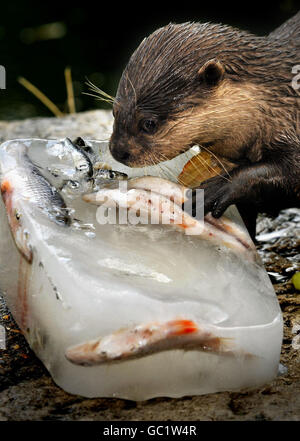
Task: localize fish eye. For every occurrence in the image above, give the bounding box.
[140,119,157,134]
[15,210,21,221]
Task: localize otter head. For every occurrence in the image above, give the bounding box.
[109,22,266,167]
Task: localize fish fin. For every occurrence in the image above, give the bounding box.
[1,180,13,196]
[167,319,198,335]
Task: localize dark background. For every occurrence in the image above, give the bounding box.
[0,0,299,120]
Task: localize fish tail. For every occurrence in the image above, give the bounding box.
[167,320,235,354]
[206,336,233,352]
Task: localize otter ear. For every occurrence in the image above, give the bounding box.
[198,59,225,86]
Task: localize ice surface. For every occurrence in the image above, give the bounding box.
[0,138,283,400]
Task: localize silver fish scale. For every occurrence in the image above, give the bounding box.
[23,156,70,225]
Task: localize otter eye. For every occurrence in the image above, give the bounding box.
[141,119,157,134]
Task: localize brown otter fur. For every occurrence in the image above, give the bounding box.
[109,13,300,236]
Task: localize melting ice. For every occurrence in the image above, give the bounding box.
[0,138,283,400]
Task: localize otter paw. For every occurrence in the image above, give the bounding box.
[201,176,239,218]
[184,176,239,219]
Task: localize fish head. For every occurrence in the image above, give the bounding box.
[1,179,33,263]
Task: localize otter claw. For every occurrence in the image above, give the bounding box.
[211,200,229,218]
[205,180,235,218]
[184,176,236,219]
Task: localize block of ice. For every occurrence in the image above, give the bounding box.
[0,138,283,400]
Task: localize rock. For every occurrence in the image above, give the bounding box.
[0,110,113,144]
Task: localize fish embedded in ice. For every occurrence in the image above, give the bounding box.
[127,176,189,205]
[94,169,128,181]
[66,319,251,366]
[82,179,256,259]
[0,142,71,262]
[0,138,283,400]
[47,137,94,179]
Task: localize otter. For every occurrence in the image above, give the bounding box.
[109,12,300,238]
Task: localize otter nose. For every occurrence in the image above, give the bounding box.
[109,141,131,164]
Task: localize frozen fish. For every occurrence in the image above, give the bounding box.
[83,178,256,258]
[94,169,128,180]
[127,176,189,205]
[47,137,93,181]
[0,138,283,400]
[0,142,70,262]
[66,319,243,366]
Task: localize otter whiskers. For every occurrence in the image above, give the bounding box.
[197,144,232,181]
[153,152,185,185]
[84,78,115,105]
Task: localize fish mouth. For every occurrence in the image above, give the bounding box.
[1,183,33,263]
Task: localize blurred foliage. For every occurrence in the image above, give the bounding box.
[0,0,298,120]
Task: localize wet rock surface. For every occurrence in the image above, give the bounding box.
[0,111,299,420]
